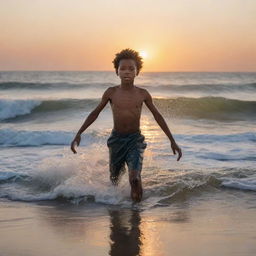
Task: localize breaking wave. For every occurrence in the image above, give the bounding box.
[153,96,256,121]
[1,97,256,121]
[0,166,255,206]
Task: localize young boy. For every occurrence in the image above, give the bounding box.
[71,48,182,202]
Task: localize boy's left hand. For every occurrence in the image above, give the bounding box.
[171,142,182,161]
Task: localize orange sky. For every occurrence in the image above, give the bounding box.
[0,0,256,71]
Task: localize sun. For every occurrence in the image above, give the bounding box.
[139,50,148,59]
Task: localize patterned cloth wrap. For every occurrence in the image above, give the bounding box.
[107,129,147,184]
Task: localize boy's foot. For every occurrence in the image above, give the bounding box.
[130,177,143,202]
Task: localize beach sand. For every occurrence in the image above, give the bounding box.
[1,188,255,256]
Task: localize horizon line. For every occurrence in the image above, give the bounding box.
[0,70,255,73]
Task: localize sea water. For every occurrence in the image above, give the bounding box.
[0,71,255,208]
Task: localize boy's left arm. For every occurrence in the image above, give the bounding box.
[143,89,182,161]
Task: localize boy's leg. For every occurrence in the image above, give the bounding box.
[107,132,126,185]
[126,133,147,202]
[129,170,143,202]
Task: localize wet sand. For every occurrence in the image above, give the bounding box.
[0,189,256,256]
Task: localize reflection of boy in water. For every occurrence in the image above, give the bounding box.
[71,48,182,202]
[108,209,141,256]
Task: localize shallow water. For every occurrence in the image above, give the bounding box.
[0,190,256,256]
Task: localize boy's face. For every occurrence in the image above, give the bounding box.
[117,59,138,82]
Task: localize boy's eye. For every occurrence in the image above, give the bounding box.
[120,67,134,71]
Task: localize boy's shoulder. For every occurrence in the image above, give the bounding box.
[134,85,146,92]
[135,87,149,99]
[106,85,119,91]
[104,86,117,97]
[103,86,116,94]
[134,86,150,98]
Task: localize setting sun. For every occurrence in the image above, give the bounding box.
[139,50,148,59]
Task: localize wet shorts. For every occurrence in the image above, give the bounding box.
[107,129,147,184]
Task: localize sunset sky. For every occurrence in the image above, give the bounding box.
[1,0,256,72]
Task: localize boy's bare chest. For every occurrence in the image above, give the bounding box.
[110,90,144,110]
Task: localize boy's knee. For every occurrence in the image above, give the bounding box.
[129,170,141,184]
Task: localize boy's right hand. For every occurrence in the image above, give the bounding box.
[171,141,182,161]
[70,134,81,154]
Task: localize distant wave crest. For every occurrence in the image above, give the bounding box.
[1,81,256,92]
[149,82,256,92]
[0,82,112,90]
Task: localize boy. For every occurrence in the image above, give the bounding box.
[71,48,182,202]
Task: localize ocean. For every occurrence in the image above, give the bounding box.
[0,71,256,255]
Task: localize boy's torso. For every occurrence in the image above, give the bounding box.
[108,86,145,134]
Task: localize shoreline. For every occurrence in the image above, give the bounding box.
[1,189,256,256]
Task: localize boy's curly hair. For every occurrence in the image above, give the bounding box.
[112,48,143,75]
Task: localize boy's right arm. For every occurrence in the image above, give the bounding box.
[70,87,113,154]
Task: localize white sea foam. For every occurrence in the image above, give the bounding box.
[1,161,256,205]
[0,154,131,205]
[0,99,41,120]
